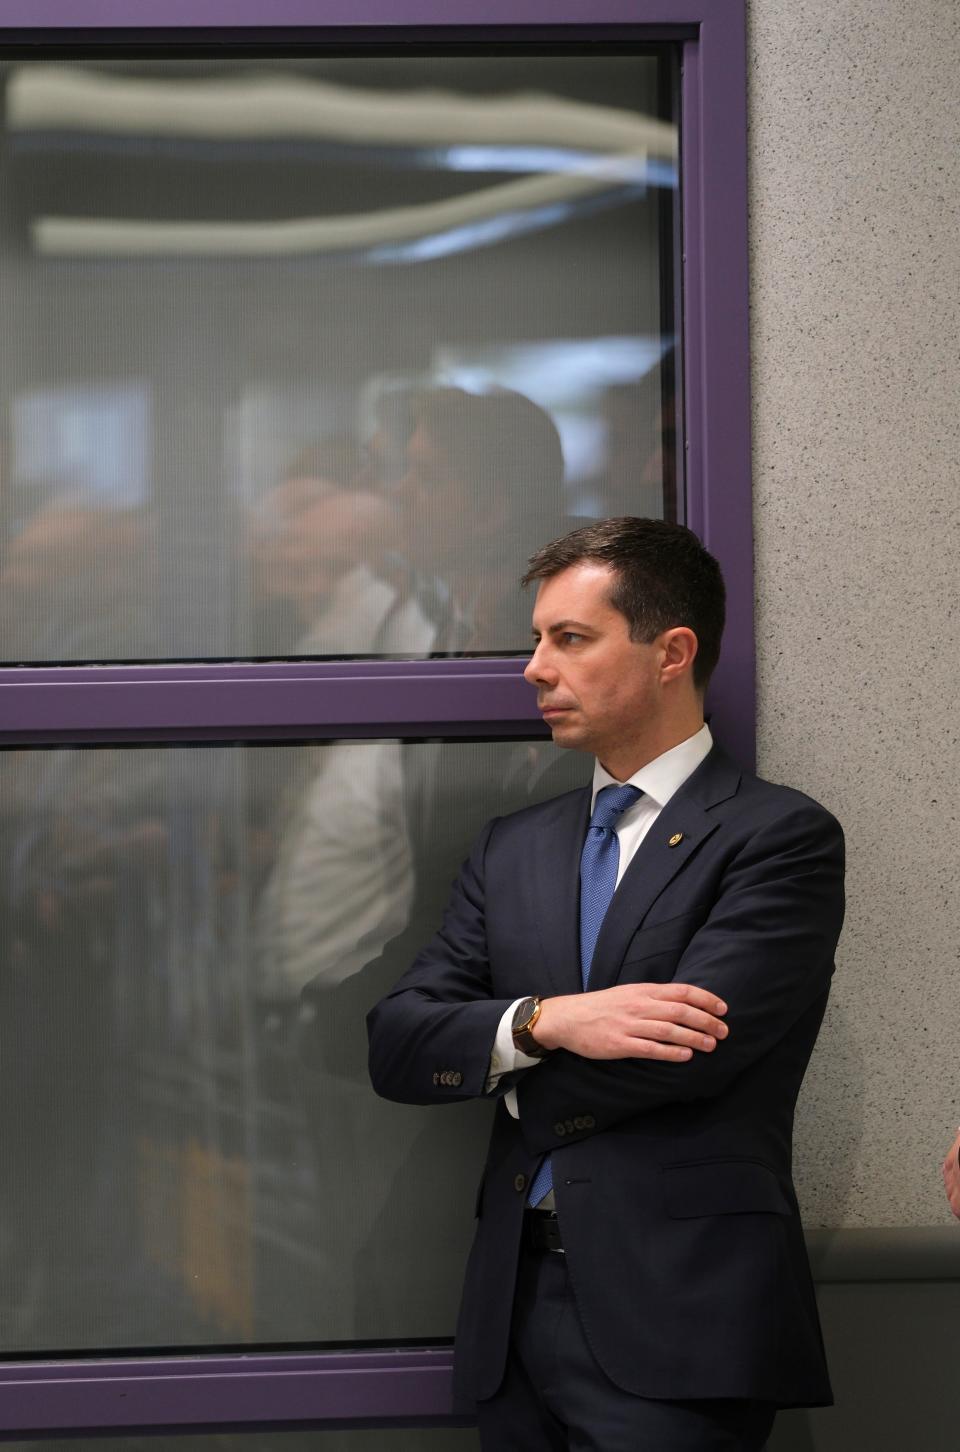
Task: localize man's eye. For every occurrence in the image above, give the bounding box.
[561,632,584,644]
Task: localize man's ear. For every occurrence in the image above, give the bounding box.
[659,626,699,684]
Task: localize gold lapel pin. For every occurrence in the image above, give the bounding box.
[668,832,684,847]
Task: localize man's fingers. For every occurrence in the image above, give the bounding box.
[619,1038,695,1062]
[628,1020,718,1052]
[629,999,728,1038]
[550,986,729,1060]
[613,1022,719,1058]
[941,1132,960,1220]
[672,1005,728,1037]
[642,981,727,1016]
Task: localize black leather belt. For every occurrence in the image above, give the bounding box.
[523,1208,565,1254]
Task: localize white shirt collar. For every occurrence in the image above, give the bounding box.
[591,723,714,812]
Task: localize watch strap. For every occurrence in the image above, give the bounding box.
[512,996,550,1058]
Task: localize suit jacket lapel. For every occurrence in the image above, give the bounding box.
[587,744,743,992]
[531,785,591,996]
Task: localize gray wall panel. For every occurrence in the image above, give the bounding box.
[771,1282,960,1451]
[748,0,960,1231]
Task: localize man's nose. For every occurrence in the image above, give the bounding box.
[524,642,556,686]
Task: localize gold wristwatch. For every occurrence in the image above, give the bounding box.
[511,996,551,1058]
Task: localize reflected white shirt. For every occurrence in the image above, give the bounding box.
[487,724,714,1116]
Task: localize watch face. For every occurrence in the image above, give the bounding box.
[512,997,536,1032]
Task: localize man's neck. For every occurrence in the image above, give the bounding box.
[598,718,706,783]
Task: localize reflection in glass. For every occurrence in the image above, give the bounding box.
[0,54,678,663]
[0,739,584,1353]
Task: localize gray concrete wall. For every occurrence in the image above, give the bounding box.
[748,0,960,1233]
[771,1280,960,1450]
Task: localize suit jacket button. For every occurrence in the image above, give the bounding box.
[440,1071,449,1085]
[432,1072,440,1086]
[564,1119,576,1134]
[573,1116,585,1130]
[584,1114,596,1129]
[452,1072,463,1086]
[514,1174,527,1193]
[554,1122,567,1137]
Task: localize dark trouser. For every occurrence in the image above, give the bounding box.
[476,1234,776,1451]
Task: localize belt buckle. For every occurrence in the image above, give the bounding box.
[527,1209,565,1254]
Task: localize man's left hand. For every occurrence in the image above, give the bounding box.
[942,1128,960,1219]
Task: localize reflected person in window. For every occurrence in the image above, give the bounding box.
[250,453,429,1009]
[388,386,566,653]
[290,395,566,1330]
[0,492,157,661]
[249,449,433,1335]
[368,517,845,1452]
[247,444,419,658]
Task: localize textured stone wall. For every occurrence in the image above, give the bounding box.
[747,0,960,1225]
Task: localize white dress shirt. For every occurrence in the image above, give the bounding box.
[487,723,714,1118]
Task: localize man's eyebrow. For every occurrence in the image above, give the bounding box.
[531,619,595,637]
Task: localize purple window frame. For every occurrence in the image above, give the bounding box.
[0,1,752,1436]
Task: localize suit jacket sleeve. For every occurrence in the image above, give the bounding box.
[515,800,845,1157]
[366,818,518,1105]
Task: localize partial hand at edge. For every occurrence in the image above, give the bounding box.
[532,982,728,1063]
[942,1127,960,1220]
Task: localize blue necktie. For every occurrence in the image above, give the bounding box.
[527,782,642,1207]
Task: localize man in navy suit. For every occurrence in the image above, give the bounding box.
[368,517,845,1450]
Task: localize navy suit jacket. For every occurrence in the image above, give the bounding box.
[367,743,845,1408]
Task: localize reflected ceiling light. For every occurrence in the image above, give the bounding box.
[369,201,582,264]
[438,146,676,187]
[32,167,646,260]
[437,337,672,401]
[8,65,677,165]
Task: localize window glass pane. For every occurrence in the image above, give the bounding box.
[0,739,584,1352]
[0,52,678,664]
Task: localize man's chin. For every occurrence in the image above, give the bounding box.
[546,715,588,749]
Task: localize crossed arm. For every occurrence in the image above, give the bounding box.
[530,980,728,1063]
[515,805,844,1152]
[367,817,726,1104]
[368,802,845,1144]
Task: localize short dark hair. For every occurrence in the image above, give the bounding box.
[414,387,564,500]
[413,387,565,556]
[521,517,726,690]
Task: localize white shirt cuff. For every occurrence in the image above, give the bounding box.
[486,998,546,1119]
